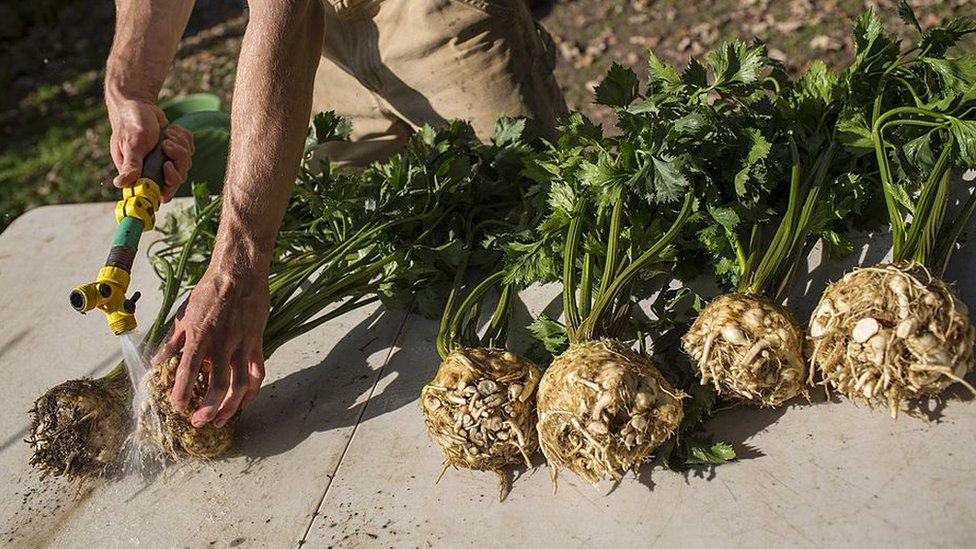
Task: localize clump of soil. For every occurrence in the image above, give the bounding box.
[28,376,130,477]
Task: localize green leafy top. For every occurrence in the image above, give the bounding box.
[741,58,878,300]
[511,42,800,346]
[585,43,819,298]
[841,5,976,273]
[152,113,536,358]
[431,118,551,359]
[658,38,881,300]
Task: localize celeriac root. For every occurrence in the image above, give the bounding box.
[536,340,683,485]
[421,348,541,499]
[28,376,130,478]
[809,263,976,417]
[142,356,234,459]
[683,293,806,407]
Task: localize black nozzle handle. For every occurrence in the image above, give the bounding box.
[142,135,167,186]
[123,291,141,314]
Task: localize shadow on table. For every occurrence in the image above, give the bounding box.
[787,231,892,321]
[0,327,30,362]
[654,367,976,490]
[630,406,783,492]
[507,288,562,357]
[232,290,551,464]
[631,390,834,493]
[519,288,800,493]
[514,289,800,491]
[234,307,414,461]
[631,230,894,490]
[903,373,976,422]
[231,258,976,472]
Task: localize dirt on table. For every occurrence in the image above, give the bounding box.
[1,0,972,230]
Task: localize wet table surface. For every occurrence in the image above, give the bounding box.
[1,202,974,548]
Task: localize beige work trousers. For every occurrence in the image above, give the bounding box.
[311,0,566,165]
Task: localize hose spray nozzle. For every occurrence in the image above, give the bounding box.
[70,140,165,336]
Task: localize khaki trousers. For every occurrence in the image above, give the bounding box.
[311,0,566,165]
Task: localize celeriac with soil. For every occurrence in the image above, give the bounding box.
[808,8,976,415]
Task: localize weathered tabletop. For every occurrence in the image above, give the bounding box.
[1,202,974,548]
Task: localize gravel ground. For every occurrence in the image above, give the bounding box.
[1,0,972,230]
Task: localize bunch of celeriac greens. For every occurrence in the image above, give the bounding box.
[679,41,877,408]
[414,118,554,500]
[515,58,745,484]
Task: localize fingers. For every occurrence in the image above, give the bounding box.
[160,126,194,202]
[190,345,232,428]
[240,350,266,411]
[171,339,207,412]
[110,139,124,174]
[174,298,189,321]
[108,100,169,188]
[152,107,169,128]
[211,351,252,428]
[163,326,253,428]
[112,134,149,188]
[162,163,183,203]
[159,275,268,430]
[166,124,194,153]
[152,327,185,366]
[188,350,262,428]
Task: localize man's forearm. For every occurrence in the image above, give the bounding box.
[105,0,195,106]
[211,0,324,278]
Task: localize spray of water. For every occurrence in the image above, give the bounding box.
[118,331,164,476]
[119,332,147,395]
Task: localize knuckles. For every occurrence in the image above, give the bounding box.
[231,375,250,391]
[122,129,151,148]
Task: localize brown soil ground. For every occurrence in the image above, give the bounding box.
[1,0,971,230]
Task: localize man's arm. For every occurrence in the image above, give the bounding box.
[154,0,325,427]
[106,0,195,199]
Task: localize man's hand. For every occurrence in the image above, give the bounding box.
[107,98,194,202]
[104,0,194,200]
[152,268,269,428]
[145,0,324,427]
